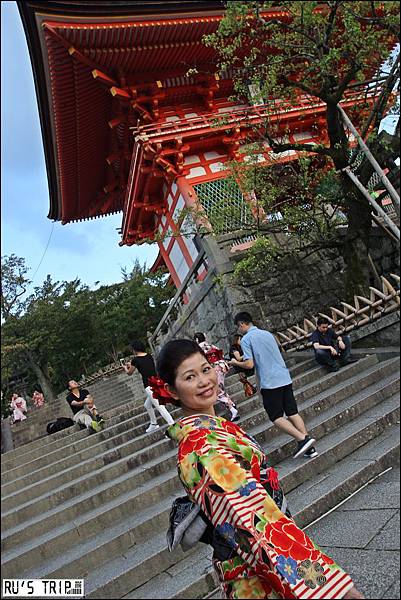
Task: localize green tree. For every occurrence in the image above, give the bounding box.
[206,1,399,296]
[1,254,173,415]
[1,253,31,320]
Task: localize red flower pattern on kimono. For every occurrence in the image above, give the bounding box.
[220,419,242,436]
[167,415,353,599]
[178,428,209,461]
[266,518,333,563]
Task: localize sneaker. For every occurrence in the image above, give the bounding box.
[90,420,103,433]
[327,365,339,372]
[146,423,160,433]
[340,356,359,365]
[230,407,239,421]
[304,446,318,458]
[293,436,316,458]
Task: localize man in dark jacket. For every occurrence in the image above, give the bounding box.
[310,317,358,372]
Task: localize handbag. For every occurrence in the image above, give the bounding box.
[239,375,256,397]
[166,495,208,552]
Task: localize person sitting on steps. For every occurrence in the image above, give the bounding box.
[66,380,105,433]
[85,393,104,424]
[310,317,358,373]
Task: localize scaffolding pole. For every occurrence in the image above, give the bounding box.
[343,166,400,241]
[338,105,400,218]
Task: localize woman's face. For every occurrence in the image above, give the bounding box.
[167,352,218,416]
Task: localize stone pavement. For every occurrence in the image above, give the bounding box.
[305,466,400,600]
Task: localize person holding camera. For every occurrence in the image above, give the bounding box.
[123,340,174,433]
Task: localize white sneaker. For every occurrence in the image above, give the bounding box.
[230,407,239,421]
[146,423,160,433]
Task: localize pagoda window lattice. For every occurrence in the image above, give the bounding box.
[193,179,254,234]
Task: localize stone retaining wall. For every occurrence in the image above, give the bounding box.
[152,228,399,354]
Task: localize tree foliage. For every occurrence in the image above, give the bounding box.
[1,254,173,414]
[205,1,400,295]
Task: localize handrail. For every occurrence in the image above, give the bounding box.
[275,274,400,352]
[149,249,209,346]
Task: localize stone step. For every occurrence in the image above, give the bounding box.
[1,398,150,473]
[2,364,398,581]
[2,354,377,482]
[1,355,384,512]
[126,419,400,600]
[1,357,392,549]
[7,378,146,450]
[10,381,140,426]
[2,359,315,462]
[0,367,302,482]
[1,404,181,490]
[65,394,401,599]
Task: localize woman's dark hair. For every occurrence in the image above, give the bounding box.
[157,339,206,386]
[232,334,242,345]
[193,332,206,344]
[131,339,146,352]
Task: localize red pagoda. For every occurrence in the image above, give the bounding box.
[18,1,380,289]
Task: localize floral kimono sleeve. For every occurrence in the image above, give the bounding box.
[177,428,353,599]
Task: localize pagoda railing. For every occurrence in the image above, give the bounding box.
[134,89,380,144]
[275,274,400,352]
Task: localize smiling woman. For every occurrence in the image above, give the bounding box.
[155,339,364,600]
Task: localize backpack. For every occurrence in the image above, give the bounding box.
[46,417,75,435]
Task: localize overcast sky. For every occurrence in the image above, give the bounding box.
[1,1,158,292]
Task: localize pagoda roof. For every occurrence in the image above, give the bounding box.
[17,1,392,236]
[17,0,233,224]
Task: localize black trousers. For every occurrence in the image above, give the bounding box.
[315,335,352,367]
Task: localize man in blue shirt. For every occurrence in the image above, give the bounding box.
[229,312,317,459]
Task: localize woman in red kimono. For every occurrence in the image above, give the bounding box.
[154,339,364,600]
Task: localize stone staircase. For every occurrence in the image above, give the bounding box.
[7,370,146,449]
[1,350,399,598]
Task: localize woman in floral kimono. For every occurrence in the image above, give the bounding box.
[155,339,363,600]
[32,390,45,408]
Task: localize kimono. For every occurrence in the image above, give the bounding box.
[198,341,234,409]
[166,414,353,599]
[10,396,27,422]
[32,391,45,408]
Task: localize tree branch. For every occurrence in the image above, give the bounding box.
[262,130,332,157]
[322,1,343,51]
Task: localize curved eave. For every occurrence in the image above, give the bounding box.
[16,1,228,224]
[17,1,226,19]
[18,2,61,221]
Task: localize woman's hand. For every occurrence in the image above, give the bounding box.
[343,586,365,599]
